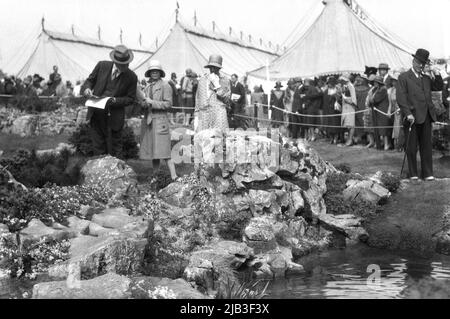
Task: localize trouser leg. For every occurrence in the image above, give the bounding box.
[418,113,433,178]
[405,123,418,178]
[90,113,108,156]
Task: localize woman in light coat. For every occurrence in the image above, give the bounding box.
[139,60,177,180]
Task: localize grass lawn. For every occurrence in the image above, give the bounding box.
[0,133,71,155]
[365,179,450,257]
[310,140,450,178]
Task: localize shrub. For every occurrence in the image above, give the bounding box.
[0,184,109,232]
[0,235,70,279]
[335,163,352,174]
[68,123,139,160]
[0,148,80,188]
[149,170,173,192]
[216,278,270,299]
[324,172,378,218]
[379,172,401,193]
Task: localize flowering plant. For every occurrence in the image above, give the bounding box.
[0,234,70,279]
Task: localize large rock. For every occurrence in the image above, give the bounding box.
[49,232,148,280]
[10,115,38,137]
[90,207,137,229]
[434,227,450,255]
[32,273,132,299]
[343,179,391,204]
[80,155,138,199]
[0,223,9,236]
[19,219,75,245]
[183,240,255,292]
[318,214,369,244]
[243,216,277,253]
[76,108,88,126]
[130,277,207,299]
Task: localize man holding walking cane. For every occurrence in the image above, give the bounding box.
[396,48,443,181]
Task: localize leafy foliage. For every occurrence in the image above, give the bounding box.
[0,148,81,188]
[68,123,139,159]
[0,184,109,232]
[216,278,270,299]
[0,235,70,279]
[379,172,401,193]
[324,171,379,218]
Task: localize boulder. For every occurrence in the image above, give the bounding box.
[243,217,277,253]
[434,227,450,255]
[76,108,88,126]
[302,183,327,219]
[130,276,207,299]
[90,207,137,229]
[343,180,390,204]
[19,219,75,245]
[158,181,198,208]
[88,222,120,237]
[49,233,148,280]
[80,155,138,199]
[317,214,368,244]
[32,273,131,299]
[66,216,91,235]
[11,115,38,137]
[0,223,9,234]
[183,240,254,292]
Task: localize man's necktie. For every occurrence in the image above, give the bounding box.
[112,69,119,80]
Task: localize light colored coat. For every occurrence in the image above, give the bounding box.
[139,79,173,160]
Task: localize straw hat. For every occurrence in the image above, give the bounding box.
[110,45,134,65]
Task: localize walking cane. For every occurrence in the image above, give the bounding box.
[400,120,414,177]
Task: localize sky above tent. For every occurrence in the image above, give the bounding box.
[0,0,449,70]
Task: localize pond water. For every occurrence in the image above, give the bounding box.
[2,244,450,299]
[267,244,450,299]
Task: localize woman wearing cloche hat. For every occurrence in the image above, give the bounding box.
[139,59,178,181]
[194,54,230,131]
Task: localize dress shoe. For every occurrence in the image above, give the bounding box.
[410,176,419,181]
[424,176,435,181]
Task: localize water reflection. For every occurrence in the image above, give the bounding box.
[267,244,450,299]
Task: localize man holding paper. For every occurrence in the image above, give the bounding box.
[82,45,138,157]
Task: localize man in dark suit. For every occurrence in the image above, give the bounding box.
[229,74,247,128]
[82,45,138,157]
[378,63,392,88]
[396,48,444,181]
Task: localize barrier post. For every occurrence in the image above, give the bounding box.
[254,103,258,129]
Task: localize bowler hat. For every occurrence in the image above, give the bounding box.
[110,45,134,65]
[378,63,390,70]
[205,54,223,69]
[274,81,283,88]
[412,48,431,65]
[145,60,166,78]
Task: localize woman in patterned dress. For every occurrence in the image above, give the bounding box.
[194,54,230,132]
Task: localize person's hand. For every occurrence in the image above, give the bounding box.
[84,88,93,98]
[407,114,415,123]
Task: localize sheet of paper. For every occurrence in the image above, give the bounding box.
[231,93,241,101]
[85,97,111,109]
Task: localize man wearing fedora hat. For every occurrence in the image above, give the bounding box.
[194,54,231,132]
[396,48,444,181]
[378,63,392,88]
[82,44,138,157]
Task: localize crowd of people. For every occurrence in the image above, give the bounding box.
[258,62,449,153]
[0,65,83,99]
[1,43,448,182]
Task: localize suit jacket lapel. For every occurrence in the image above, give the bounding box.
[408,69,423,89]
